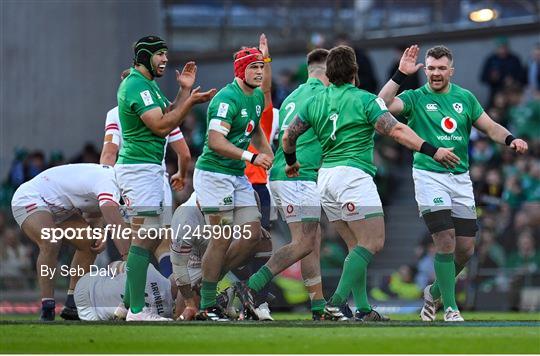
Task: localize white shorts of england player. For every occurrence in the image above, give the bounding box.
[73,274,99,321]
[162,173,173,226]
[193,168,261,225]
[188,266,202,287]
[269,180,321,224]
[115,164,164,218]
[11,181,76,226]
[318,166,383,222]
[412,168,477,219]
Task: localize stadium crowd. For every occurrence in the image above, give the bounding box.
[0,37,538,312]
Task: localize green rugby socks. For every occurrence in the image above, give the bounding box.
[247,265,274,293]
[126,245,150,314]
[200,280,218,309]
[433,253,458,310]
[430,259,466,300]
[330,246,373,313]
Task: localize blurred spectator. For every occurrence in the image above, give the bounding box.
[387,46,421,93]
[505,85,540,140]
[506,230,540,310]
[480,37,526,106]
[371,265,421,301]
[70,142,100,164]
[477,229,506,269]
[470,137,497,165]
[0,227,32,289]
[274,69,295,108]
[334,33,378,93]
[415,241,436,289]
[48,150,65,168]
[526,44,540,97]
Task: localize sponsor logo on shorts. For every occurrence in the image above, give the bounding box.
[433,197,444,205]
[244,120,255,136]
[440,116,457,134]
[453,102,463,114]
[223,195,233,206]
[426,103,438,111]
[345,202,357,216]
[286,205,294,214]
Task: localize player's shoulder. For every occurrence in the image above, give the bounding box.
[211,82,238,105]
[450,83,476,98]
[105,106,119,121]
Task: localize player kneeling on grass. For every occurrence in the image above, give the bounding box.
[74,261,174,321]
[378,45,528,322]
[282,45,459,322]
[170,192,273,321]
[10,163,130,321]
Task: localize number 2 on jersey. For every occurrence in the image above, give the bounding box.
[280,102,296,131]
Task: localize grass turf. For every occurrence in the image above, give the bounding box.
[1,312,539,354]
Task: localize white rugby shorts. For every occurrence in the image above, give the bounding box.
[269,180,321,223]
[412,168,476,219]
[317,166,383,222]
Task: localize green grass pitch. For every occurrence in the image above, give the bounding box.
[1,312,539,354]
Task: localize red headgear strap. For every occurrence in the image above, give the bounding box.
[234,47,264,81]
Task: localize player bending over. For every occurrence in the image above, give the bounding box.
[11,163,129,321]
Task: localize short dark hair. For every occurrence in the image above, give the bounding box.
[426,45,453,65]
[326,45,358,86]
[307,48,329,66]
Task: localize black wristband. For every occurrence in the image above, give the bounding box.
[284,151,297,166]
[419,141,438,158]
[391,69,407,85]
[505,134,516,146]
[250,153,258,164]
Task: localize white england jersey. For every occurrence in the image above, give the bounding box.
[75,263,173,320]
[16,164,120,219]
[104,106,184,171]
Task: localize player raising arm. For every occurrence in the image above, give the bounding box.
[282,45,458,322]
[378,45,528,321]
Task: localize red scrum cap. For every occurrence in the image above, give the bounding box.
[234,47,264,81]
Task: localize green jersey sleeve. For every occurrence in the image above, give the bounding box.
[297,96,313,125]
[207,92,238,126]
[467,90,484,122]
[397,89,415,117]
[126,79,162,117]
[365,95,390,125]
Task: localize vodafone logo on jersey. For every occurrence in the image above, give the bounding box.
[244,120,255,136]
[441,117,457,134]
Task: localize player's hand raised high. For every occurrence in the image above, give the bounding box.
[433,147,460,169]
[399,45,424,75]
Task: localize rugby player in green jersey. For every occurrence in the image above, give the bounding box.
[282,45,459,321]
[194,35,274,321]
[116,36,215,321]
[238,49,333,320]
[379,45,528,321]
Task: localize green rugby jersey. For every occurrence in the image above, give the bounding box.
[195,80,264,176]
[398,83,484,174]
[298,83,388,177]
[270,78,325,182]
[117,68,170,165]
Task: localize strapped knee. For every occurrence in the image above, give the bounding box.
[452,217,478,237]
[422,210,453,234]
